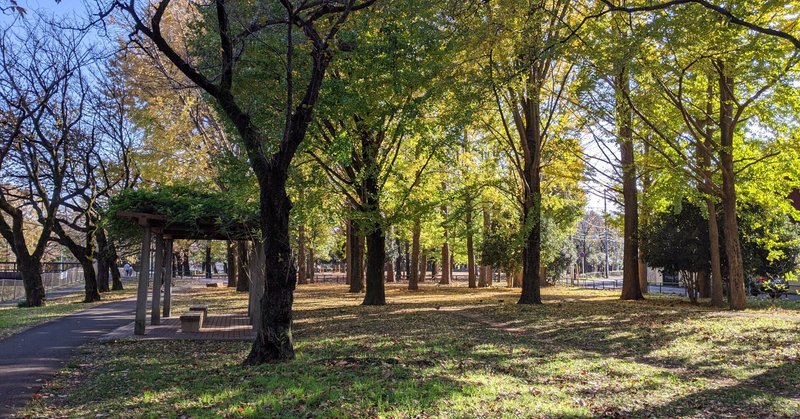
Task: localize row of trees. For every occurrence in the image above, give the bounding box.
[1,0,798,365]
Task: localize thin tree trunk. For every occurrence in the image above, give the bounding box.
[204,244,212,279]
[345,220,352,286]
[298,224,307,285]
[226,241,238,288]
[182,252,191,277]
[440,243,450,285]
[237,241,250,292]
[717,61,746,310]
[108,241,123,291]
[409,219,420,290]
[307,248,315,283]
[617,67,643,301]
[348,220,365,293]
[419,252,427,283]
[466,200,477,289]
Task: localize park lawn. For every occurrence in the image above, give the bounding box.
[0,288,135,340]
[19,284,800,418]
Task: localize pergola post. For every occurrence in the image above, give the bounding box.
[134,225,152,335]
[150,234,164,325]
[163,237,173,318]
[249,239,266,331]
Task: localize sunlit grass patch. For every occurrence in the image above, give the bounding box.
[19,283,800,418]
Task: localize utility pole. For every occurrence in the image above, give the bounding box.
[604,189,609,279]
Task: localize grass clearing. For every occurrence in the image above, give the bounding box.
[0,288,135,340]
[19,283,800,418]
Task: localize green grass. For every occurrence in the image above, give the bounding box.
[19,284,800,418]
[0,288,134,340]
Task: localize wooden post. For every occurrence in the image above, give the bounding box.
[248,240,266,331]
[163,238,173,318]
[151,235,164,325]
[134,226,151,335]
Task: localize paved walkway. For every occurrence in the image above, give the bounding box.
[0,299,136,417]
[103,314,255,341]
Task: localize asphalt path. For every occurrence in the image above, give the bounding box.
[0,299,136,417]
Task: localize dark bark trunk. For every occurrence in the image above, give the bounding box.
[409,219,420,290]
[17,256,46,307]
[348,220,365,293]
[298,224,307,285]
[440,243,450,285]
[245,175,297,364]
[395,238,403,282]
[419,252,427,283]
[237,240,250,292]
[404,240,411,281]
[182,252,191,277]
[363,229,386,305]
[79,256,100,302]
[707,199,724,307]
[307,248,315,283]
[97,252,110,292]
[617,68,643,301]
[204,244,212,278]
[466,201,477,289]
[717,62,746,310]
[227,241,238,288]
[108,242,123,291]
[519,154,542,304]
[345,221,352,286]
[698,270,710,299]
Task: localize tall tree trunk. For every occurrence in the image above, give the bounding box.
[226,241,238,288]
[363,229,386,305]
[386,261,394,282]
[419,252,427,283]
[79,256,100,303]
[466,199,477,289]
[245,178,297,364]
[409,219,420,290]
[617,68,643,301]
[707,199,724,306]
[108,241,123,291]
[395,238,403,282]
[717,64,746,310]
[17,255,45,307]
[440,243,450,285]
[182,252,191,277]
[701,79,725,308]
[404,240,411,281]
[307,247,315,283]
[348,220,365,293]
[480,208,491,287]
[519,141,543,303]
[298,224,307,285]
[204,243,212,278]
[237,241,250,292]
[97,252,110,292]
[345,220,352,286]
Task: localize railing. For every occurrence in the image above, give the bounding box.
[0,262,84,303]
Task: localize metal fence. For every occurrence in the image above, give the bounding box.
[0,262,84,303]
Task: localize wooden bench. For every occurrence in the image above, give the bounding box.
[189,304,209,322]
[205,282,225,288]
[180,312,203,332]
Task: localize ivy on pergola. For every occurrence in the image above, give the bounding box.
[107,185,263,336]
[107,185,260,241]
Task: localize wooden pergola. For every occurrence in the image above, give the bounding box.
[117,211,265,336]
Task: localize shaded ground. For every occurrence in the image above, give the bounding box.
[17,284,800,418]
[0,299,136,417]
